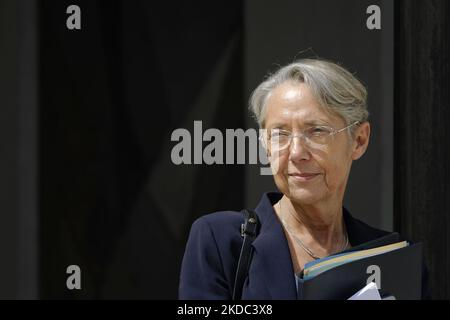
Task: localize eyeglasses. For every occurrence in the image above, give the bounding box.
[264,121,360,152]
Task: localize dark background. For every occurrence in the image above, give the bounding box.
[0,0,448,299]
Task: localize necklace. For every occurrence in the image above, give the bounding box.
[278,200,349,260]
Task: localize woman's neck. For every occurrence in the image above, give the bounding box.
[277,196,347,254]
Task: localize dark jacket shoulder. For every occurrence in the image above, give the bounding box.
[343,208,391,246]
[179,210,245,299]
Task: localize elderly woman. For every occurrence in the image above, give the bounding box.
[179,58,429,299]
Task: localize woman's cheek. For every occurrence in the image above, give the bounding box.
[323,163,345,191]
[269,153,289,177]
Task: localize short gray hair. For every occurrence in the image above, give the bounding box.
[249,58,369,131]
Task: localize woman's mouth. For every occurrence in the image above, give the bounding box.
[288,173,320,181]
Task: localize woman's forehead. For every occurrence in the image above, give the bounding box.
[269,109,329,124]
[264,82,341,126]
[266,81,316,106]
[265,99,342,128]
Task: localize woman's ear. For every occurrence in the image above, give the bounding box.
[351,121,370,160]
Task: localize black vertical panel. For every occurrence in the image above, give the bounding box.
[395,0,450,299]
[0,0,20,299]
[39,0,243,298]
[1,0,38,299]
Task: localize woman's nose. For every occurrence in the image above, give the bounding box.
[288,136,311,162]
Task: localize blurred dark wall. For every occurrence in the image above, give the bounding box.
[0,0,38,299]
[39,0,244,298]
[0,0,20,299]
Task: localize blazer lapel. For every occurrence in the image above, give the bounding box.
[247,192,297,299]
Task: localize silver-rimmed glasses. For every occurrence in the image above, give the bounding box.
[263,121,360,152]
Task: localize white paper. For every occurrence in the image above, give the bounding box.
[348,282,381,300]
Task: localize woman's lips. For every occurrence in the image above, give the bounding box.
[288,173,320,181]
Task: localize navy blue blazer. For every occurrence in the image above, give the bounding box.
[179,192,430,299]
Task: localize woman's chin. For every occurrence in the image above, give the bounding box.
[288,188,324,205]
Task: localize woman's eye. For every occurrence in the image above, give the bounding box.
[310,127,329,133]
[309,127,330,135]
[271,130,289,137]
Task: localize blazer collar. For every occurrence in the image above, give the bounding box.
[251,192,296,299]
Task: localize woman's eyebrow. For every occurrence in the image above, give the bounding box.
[303,119,332,126]
[267,119,332,129]
[268,123,289,129]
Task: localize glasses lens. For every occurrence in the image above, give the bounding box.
[270,129,290,151]
[304,126,333,145]
[269,126,334,152]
